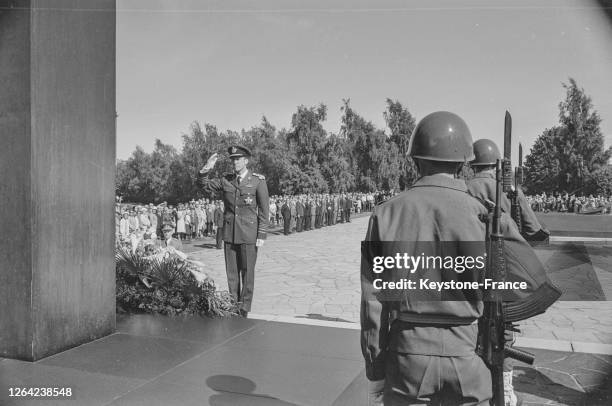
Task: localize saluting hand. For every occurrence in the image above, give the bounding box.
[256,239,265,247]
[199,153,218,174]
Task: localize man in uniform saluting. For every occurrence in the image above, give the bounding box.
[199,146,269,318]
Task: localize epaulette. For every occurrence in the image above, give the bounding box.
[252,172,266,180]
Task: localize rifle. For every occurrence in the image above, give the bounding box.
[478,111,535,406]
[503,113,523,233]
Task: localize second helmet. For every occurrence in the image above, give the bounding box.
[471,139,501,166]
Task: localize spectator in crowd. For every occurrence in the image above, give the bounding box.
[139,207,151,231]
[343,194,352,223]
[184,207,192,241]
[176,204,186,241]
[296,197,304,232]
[275,199,282,226]
[119,212,130,241]
[206,204,214,237]
[148,207,158,237]
[188,205,198,240]
[269,199,277,226]
[128,210,139,233]
[281,199,291,235]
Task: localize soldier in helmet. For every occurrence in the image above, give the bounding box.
[469,139,550,243]
[199,146,269,318]
[361,112,560,405]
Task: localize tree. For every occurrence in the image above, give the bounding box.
[341,99,400,191]
[287,104,328,169]
[524,79,612,194]
[384,99,418,189]
[319,133,355,193]
[242,117,292,195]
[115,146,156,203]
[587,166,612,196]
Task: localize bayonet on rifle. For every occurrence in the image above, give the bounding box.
[503,111,522,232]
[478,111,535,406]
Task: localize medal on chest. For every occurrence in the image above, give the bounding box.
[245,195,253,205]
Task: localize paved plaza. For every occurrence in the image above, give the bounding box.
[2,213,611,405]
[186,214,612,351]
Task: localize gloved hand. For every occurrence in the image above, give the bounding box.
[368,379,385,406]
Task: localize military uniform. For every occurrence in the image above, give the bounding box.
[199,146,269,315]
[214,206,224,249]
[361,112,560,406]
[469,172,545,239]
[304,200,311,231]
[281,202,291,235]
[344,196,352,222]
[296,201,304,232]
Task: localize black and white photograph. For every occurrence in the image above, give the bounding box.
[1,0,612,405]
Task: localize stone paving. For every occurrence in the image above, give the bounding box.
[513,349,612,405]
[185,214,612,346]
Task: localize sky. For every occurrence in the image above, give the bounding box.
[116,0,612,165]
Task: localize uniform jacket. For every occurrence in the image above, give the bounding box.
[296,202,304,217]
[281,203,291,219]
[214,207,224,227]
[344,197,352,210]
[361,174,560,380]
[467,171,543,236]
[199,170,269,244]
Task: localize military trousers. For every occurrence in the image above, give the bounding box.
[383,352,491,406]
[224,243,257,312]
[215,227,223,249]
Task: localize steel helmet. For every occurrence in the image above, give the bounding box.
[408,111,475,162]
[471,139,501,166]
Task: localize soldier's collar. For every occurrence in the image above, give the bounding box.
[413,174,468,193]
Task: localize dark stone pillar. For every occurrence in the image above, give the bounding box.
[0,0,116,361]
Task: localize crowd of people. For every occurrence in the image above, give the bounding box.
[269,191,394,235]
[526,193,612,214]
[115,199,225,253]
[114,190,396,253]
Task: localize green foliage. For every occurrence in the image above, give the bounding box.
[115,141,179,203]
[384,98,418,189]
[587,166,612,196]
[341,99,406,191]
[525,79,612,194]
[115,248,237,317]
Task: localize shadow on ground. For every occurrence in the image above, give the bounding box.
[295,313,355,323]
[207,375,300,405]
